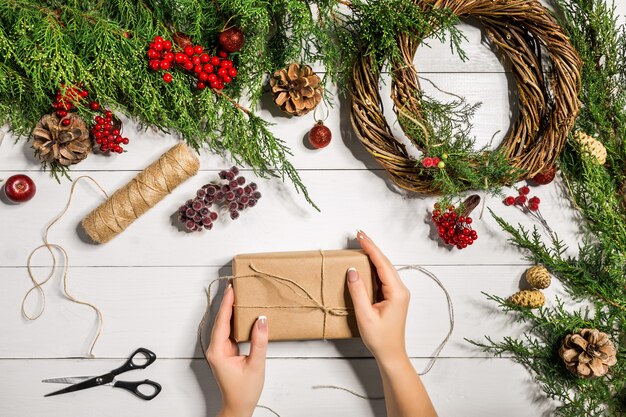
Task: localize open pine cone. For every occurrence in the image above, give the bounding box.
[270,63,322,116]
[559,328,617,378]
[32,113,91,166]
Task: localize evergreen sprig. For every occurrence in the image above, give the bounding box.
[476,1,626,414]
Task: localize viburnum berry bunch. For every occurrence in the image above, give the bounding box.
[431,195,479,250]
[421,154,447,169]
[503,185,555,238]
[147,35,238,90]
[51,85,128,155]
[177,166,262,232]
[90,111,129,154]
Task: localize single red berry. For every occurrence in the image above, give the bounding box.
[154,35,164,43]
[90,101,100,111]
[175,53,186,63]
[200,53,210,63]
[222,75,232,83]
[184,62,194,71]
[122,138,129,145]
[56,110,68,118]
[160,60,171,70]
[149,60,161,71]
[163,40,172,50]
[504,196,515,206]
[148,49,159,59]
[191,55,201,66]
[153,41,163,51]
[194,45,204,55]
[208,74,218,83]
[432,157,441,165]
[529,196,540,205]
[519,186,530,195]
[197,81,206,90]
[218,51,228,58]
[228,67,237,77]
[221,59,233,68]
[163,52,174,62]
[210,56,221,66]
[184,45,194,56]
[422,157,434,168]
[515,195,527,205]
[528,203,540,211]
[163,73,173,83]
[466,217,472,224]
[105,110,112,118]
[203,64,214,73]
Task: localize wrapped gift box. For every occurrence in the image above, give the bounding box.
[232,249,378,342]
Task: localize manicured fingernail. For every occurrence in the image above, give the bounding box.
[357,230,364,239]
[258,315,268,331]
[347,267,359,283]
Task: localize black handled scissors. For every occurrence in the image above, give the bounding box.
[42,347,162,401]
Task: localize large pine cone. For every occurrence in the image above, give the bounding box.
[32,113,91,166]
[559,328,617,378]
[270,63,322,116]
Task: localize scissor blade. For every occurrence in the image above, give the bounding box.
[42,377,94,384]
[44,373,113,397]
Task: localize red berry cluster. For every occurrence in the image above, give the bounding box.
[178,166,262,232]
[431,205,478,250]
[51,85,103,127]
[90,111,129,154]
[421,155,446,169]
[147,35,238,90]
[503,186,540,211]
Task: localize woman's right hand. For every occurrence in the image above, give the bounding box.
[346,230,411,364]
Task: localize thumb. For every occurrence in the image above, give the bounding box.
[247,315,269,367]
[346,268,374,320]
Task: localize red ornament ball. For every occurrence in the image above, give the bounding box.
[532,166,557,185]
[309,122,332,149]
[4,174,36,203]
[218,27,245,53]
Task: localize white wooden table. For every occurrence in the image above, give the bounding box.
[2,5,623,415]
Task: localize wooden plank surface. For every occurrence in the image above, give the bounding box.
[2,2,624,416]
[0,358,555,417]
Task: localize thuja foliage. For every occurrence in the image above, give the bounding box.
[472,1,626,415]
[0,0,472,207]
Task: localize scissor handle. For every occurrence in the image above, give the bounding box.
[113,379,162,401]
[111,348,157,376]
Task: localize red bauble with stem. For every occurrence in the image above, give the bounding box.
[218,27,245,53]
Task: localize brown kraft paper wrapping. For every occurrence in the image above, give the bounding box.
[232,249,377,342]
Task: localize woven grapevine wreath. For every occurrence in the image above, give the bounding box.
[350,0,583,195]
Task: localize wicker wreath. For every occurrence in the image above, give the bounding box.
[350,0,583,194]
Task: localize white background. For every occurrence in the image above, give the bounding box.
[2,3,623,416]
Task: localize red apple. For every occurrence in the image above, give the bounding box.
[4,174,36,203]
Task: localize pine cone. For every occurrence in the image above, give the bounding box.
[270,63,322,116]
[508,289,545,308]
[32,113,91,166]
[525,266,551,289]
[559,328,617,378]
[574,131,607,165]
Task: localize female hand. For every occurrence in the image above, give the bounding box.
[206,284,269,417]
[347,230,411,364]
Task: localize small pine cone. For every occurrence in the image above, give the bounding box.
[270,63,322,116]
[574,131,607,165]
[32,113,91,166]
[508,290,545,308]
[525,266,551,289]
[559,328,617,378]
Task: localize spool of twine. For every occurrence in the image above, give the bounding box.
[81,143,199,244]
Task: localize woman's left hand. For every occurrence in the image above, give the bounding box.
[207,284,269,417]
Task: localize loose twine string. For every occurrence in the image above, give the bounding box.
[197,254,455,409]
[22,143,199,357]
[22,176,109,358]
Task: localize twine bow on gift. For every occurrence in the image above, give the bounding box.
[202,250,355,342]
